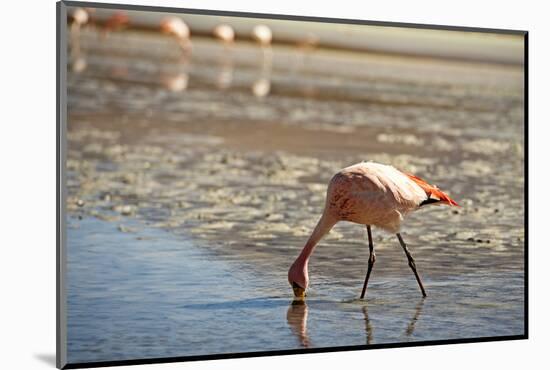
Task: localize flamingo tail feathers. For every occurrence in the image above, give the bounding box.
[405,173,459,207]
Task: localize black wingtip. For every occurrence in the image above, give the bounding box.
[419,198,441,207]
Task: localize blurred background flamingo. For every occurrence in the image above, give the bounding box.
[69,8,89,73]
[213,24,235,47]
[252,24,272,61]
[160,16,192,54]
[250,24,273,97]
[101,11,129,38]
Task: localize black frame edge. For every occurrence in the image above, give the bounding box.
[523,32,529,339]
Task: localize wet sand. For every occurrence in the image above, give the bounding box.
[66,27,525,363]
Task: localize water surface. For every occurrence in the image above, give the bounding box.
[67,218,523,363]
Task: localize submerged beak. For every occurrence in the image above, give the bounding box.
[292,282,307,299]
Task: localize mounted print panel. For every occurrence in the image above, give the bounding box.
[57,1,527,368]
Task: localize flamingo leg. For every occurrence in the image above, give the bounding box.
[396,233,427,297]
[360,225,376,299]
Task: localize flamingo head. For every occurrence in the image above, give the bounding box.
[288,260,308,299]
[292,282,307,299]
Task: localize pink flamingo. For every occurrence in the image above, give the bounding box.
[288,161,459,299]
[252,24,272,61]
[252,24,272,47]
[213,24,235,46]
[160,16,192,54]
[100,11,129,38]
[71,7,89,28]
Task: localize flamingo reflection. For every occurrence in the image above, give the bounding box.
[362,298,426,344]
[161,72,189,92]
[405,298,425,337]
[252,77,271,98]
[362,305,374,345]
[160,54,190,92]
[216,59,233,90]
[286,298,426,347]
[286,300,311,348]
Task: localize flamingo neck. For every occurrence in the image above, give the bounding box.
[295,213,336,266]
[295,241,314,267]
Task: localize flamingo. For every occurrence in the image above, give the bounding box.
[252,24,272,47]
[250,25,273,97]
[160,16,192,54]
[101,11,129,38]
[70,8,88,45]
[213,24,235,45]
[213,24,235,89]
[288,161,459,300]
[252,24,273,62]
[297,32,319,53]
[69,8,89,73]
[71,7,89,28]
[295,32,319,71]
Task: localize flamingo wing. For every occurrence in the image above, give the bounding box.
[405,173,459,207]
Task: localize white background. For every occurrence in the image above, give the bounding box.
[0,0,547,369]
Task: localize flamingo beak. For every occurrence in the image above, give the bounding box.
[292,282,307,299]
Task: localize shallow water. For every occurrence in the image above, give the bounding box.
[67,218,523,363]
[66,27,525,363]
